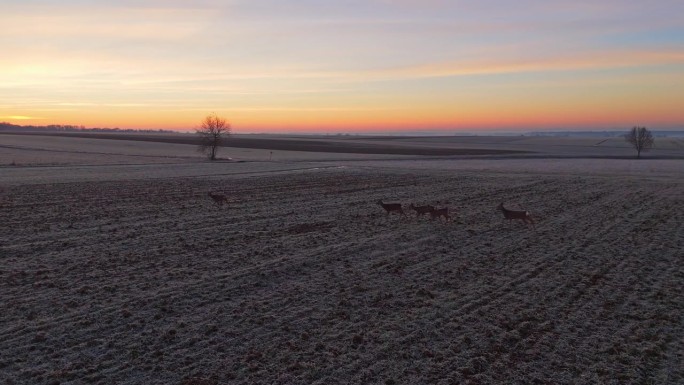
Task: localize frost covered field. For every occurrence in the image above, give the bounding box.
[1,133,683,384]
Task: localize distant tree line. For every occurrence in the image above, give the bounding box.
[528,130,683,138]
[0,122,174,134]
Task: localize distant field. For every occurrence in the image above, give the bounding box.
[0,132,527,156]
[3,131,684,161]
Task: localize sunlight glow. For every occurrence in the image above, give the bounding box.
[1,0,683,132]
[1,116,44,120]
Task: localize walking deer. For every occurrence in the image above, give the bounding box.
[498,202,535,227]
[409,203,435,217]
[430,207,451,222]
[377,200,406,216]
[208,192,229,207]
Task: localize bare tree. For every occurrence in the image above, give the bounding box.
[625,126,654,159]
[196,114,231,161]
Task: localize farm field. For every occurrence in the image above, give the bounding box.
[1,133,683,384]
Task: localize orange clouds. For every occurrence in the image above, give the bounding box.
[2,1,684,132]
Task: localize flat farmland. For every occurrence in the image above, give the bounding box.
[2,163,683,384]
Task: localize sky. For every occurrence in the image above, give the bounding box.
[1,0,684,133]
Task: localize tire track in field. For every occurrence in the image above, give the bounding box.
[475,183,683,381]
[396,178,576,318]
[368,178,679,382]
[0,172,392,344]
[2,169,682,384]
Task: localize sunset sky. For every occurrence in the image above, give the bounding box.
[1,0,683,133]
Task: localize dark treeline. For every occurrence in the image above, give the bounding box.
[0,122,174,134]
[528,130,684,138]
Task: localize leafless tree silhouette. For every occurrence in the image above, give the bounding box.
[625,126,654,159]
[196,114,231,161]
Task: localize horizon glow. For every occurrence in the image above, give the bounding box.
[1,1,684,133]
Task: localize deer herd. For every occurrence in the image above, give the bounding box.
[378,199,535,228]
[207,192,535,229]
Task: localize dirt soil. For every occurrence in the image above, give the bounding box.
[1,168,683,384]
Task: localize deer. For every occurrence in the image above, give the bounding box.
[409,203,435,217]
[208,192,229,207]
[498,202,535,228]
[376,200,406,216]
[430,207,451,222]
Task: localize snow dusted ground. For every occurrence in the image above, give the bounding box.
[2,133,682,186]
[1,134,683,384]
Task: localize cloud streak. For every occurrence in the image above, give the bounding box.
[1,0,683,131]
